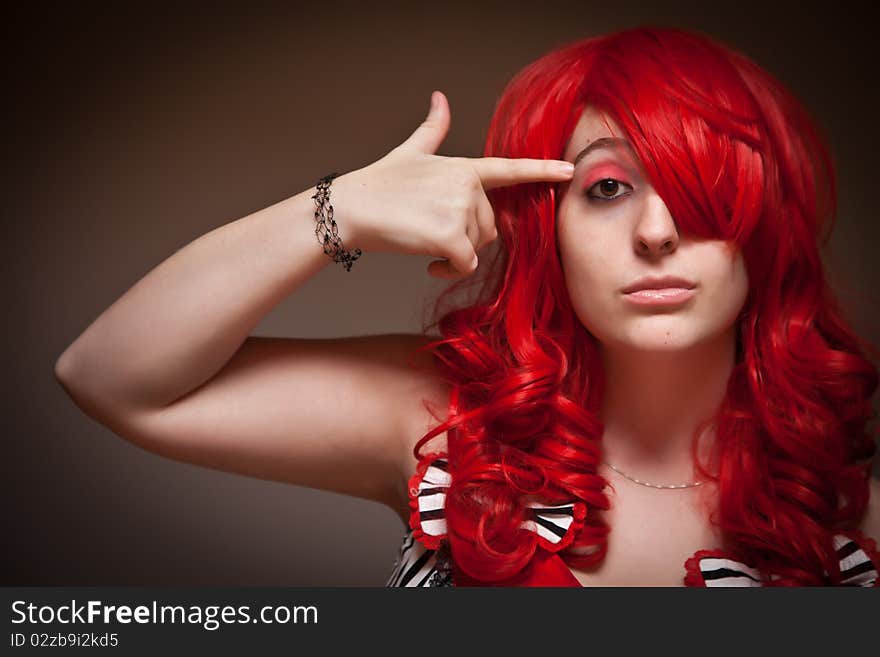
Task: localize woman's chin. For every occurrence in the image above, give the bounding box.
[598,331,704,355]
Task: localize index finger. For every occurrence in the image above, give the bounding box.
[470,157,574,191]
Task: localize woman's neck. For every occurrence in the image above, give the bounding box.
[597,326,736,483]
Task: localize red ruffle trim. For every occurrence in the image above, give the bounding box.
[683,529,880,587]
[406,450,449,551]
[533,500,588,553]
[683,548,735,587]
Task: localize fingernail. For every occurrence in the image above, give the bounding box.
[556,162,575,175]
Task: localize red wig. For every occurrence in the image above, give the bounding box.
[409,26,879,585]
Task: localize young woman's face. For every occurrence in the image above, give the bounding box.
[555,106,749,353]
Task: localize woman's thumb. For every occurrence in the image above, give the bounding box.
[398,90,449,154]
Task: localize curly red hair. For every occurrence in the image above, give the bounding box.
[408,25,879,585]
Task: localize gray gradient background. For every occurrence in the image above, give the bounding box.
[6,1,879,585]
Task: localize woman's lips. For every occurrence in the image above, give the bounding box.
[623,287,696,307]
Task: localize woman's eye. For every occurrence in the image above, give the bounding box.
[586,178,633,202]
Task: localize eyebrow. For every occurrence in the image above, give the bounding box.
[570,137,634,167]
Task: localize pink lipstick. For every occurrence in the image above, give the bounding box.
[621,275,697,307]
[623,287,696,307]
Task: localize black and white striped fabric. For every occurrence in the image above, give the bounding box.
[385,531,453,587]
[524,502,580,546]
[693,556,764,587]
[391,453,878,587]
[388,528,879,587]
[411,457,451,543]
[387,455,454,587]
[408,456,580,552]
[833,533,880,585]
[691,533,878,587]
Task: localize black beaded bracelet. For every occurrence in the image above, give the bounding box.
[311,172,362,272]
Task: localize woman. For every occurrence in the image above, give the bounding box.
[55,26,880,587]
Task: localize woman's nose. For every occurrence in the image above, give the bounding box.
[633,192,679,256]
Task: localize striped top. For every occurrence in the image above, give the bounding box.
[386,453,880,587]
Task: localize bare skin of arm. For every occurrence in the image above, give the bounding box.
[54,179,450,523]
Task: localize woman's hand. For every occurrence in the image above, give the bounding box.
[334,90,575,279]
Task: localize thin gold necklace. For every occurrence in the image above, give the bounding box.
[605,461,703,489]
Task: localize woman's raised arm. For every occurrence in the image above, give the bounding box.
[52,177,451,518]
[53,90,574,520]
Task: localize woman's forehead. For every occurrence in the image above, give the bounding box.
[563,108,646,179]
[564,106,626,160]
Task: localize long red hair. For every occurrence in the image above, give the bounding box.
[409,26,879,585]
